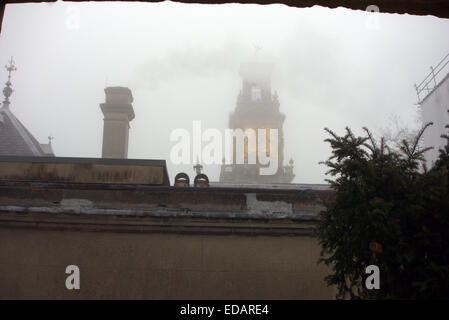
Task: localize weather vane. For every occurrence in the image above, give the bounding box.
[193,156,203,175]
[5,56,17,79]
[253,44,263,56]
[2,56,17,107]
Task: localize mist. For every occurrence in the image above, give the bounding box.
[0,1,448,183]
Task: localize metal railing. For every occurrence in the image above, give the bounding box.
[415,52,449,103]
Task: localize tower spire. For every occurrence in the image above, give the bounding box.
[2,56,17,108]
[253,44,263,57]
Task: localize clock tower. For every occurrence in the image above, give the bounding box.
[219,59,294,184]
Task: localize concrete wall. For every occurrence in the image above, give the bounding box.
[0,179,335,299]
[0,156,170,185]
[0,227,333,299]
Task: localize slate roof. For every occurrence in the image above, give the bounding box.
[0,105,54,157]
[39,142,54,156]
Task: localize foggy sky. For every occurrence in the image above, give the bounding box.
[0,1,448,183]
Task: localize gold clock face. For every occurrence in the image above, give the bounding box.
[238,128,273,160]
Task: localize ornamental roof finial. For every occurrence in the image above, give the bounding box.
[2,56,17,108]
[193,156,203,175]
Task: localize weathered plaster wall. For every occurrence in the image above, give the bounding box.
[0,179,335,299]
[0,156,169,185]
[0,227,334,299]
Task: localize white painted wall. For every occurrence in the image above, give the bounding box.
[420,74,449,166]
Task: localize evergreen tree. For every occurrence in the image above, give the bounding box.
[317,120,449,299]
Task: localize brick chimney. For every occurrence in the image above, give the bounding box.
[100,87,135,158]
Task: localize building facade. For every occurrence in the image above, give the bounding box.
[0,157,334,299]
[416,54,449,166]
